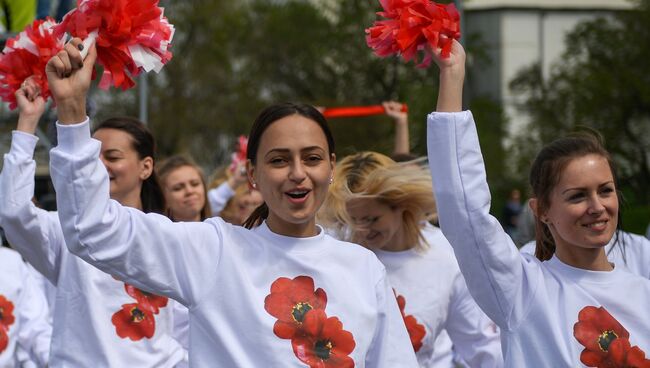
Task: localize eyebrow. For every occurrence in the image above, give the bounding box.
[561,181,615,195]
[264,146,326,157]
[102,149,124,155]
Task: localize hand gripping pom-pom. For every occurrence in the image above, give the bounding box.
[365,0,461,68]
[0,18,65,109]
[55,0,175,90]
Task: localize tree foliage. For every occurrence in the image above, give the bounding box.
[92,0,499,170]
[510,0,650,205]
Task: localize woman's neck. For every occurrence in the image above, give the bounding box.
[266,215,318,238]
[113,191,143,211]
[554,245,613,271]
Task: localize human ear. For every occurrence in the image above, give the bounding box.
[529,198,547,223]
[246,160,257,188]
[329,153,336,184]
[140,156,154,180]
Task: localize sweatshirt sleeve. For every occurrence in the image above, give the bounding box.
[0,131,64,284]
[426,111,542,330]
[207,181,235,215]
[364,270,419,367]
[15,261,52,367]
[445,273,503,367]
[49,120,223,308]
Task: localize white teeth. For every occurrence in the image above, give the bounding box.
[586,221,606,228]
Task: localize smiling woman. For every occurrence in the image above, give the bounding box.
[43,42,418,367]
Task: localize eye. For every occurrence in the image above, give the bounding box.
[600,186,615,196]
[305,155,323,164]
[269,157,288,166]
[568,193,585,202]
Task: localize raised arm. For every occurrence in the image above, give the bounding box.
[427,40,539,328]
[45,39,222,307]
[0,80,65,283]
[383,101,410,156]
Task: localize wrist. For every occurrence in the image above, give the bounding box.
[56,97,87,124]
[16,116,40,134]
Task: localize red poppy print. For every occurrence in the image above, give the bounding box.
[0,295,15,329]
[265,276,328,339]
[292,309,356,368]
[574,306,650,367]
[0,295,16,353]
[394,291,425,352]
[111,303,156,341]
[124,284,168,314]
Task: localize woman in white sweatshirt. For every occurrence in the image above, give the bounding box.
[321,151,503,368]
[0,79,187,367]
[40,39,417,367]
[425,39,650,367]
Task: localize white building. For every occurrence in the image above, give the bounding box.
[462,0,635,137]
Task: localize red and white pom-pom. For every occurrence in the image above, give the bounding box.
[229,136,249,173]
[56,0,175,90]
[0,18,65,109]
[366,0,461,68]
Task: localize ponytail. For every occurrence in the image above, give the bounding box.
[243,203,269,229]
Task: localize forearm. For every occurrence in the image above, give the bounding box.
[50,120,217,307]
[427,111,529,327]
[436,67,464,113]
[393,120,410,155]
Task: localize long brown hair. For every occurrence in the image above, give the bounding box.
[529,132,622,261]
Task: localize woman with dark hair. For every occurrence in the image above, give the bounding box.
[425,40,650,366]
[0,78,187,367]
[43,41,417,367]
[158,155,211,222]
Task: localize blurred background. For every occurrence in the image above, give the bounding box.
[0,0,648,234]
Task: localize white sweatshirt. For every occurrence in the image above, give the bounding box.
[0,131,186,368]
[207,181,235,215]
[426,111,650,367]
[49,119,418,367]
[0,247,51,368]
[374,223,502,367]
[520,231,650,279]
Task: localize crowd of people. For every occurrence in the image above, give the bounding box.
[0,35,649,368]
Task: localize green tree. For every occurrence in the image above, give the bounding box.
[510,0,650,211]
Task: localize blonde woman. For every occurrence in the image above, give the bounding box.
[321,152,502,367]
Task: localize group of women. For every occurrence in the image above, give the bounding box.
[0,36,648,368]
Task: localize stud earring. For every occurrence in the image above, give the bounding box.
[252,182,257,188]
[329,178,333,184]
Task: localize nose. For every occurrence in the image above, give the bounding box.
[288,161,307,183]
[586,193,606,216]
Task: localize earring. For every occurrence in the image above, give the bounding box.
[329,178,333,184]
[251,182,257,188]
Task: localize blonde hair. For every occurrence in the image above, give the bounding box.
[320,152,436,251]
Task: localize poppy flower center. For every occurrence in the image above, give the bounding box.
[314,339,333,360]
[597,330,618,352]
[130,307,146,323]
[291,302,313,323]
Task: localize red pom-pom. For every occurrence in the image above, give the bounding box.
[56,0,175,90]
[366,0,461,68]
[0,18,65,110]
[229,136,249,173]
